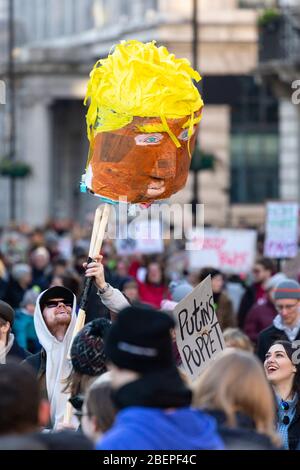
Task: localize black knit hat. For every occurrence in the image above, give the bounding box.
[0,300,14,326]
[71,318,111,376]
[104,304,175,373]
[39,286,74,312]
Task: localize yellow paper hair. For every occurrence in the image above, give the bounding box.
[84,40,204,141]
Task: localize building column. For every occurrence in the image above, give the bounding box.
[279,98,300,202]
[18,96,52,225]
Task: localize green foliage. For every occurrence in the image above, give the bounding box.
[190,148,215,172]
[258,8,281,27]
[0,158,32,178]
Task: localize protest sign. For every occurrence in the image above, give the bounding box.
[174,276,225,381]
[264,201,299,259]
[116,219,164,255]
[187,228,257,274]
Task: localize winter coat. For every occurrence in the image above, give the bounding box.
[205,410,278,450]
[243,299,277,345]
[96,406,224,450]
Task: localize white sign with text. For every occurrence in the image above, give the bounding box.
[187,228,257,274]
[116,219,164,255]
[174,276,225,381]
[264,201,299,259]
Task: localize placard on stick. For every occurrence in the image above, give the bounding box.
[174,276,225,381]
[264,201,299,259]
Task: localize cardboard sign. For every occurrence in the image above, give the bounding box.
[264,202,299,259]
[115,219,164,255]
[174,276,225,381]
[187,228,257,274]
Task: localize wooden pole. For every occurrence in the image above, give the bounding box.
[63,203,110,426]
[69,203,111,348]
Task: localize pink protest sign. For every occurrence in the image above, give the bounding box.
[187,228,257,275]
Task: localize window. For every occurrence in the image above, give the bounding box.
[230,77,279,203]
[231,133,278,203]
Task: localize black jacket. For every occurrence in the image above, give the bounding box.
[286,409,300,450]
[8,339,31,362]
[23,348,46,374]
[206,410,278,450]
[256,324,300,362]
[3,278,26,309]
[23,349,48,400]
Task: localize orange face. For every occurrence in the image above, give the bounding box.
[85,113,200,203]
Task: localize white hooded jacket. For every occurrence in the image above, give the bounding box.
[34,290,77,429]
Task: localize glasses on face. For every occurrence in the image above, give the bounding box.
[45,300,72,309]
[276,302,298,312]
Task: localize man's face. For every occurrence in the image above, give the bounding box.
[86,114,200,203]
[42,298,72,335]
[275,299,300,327]
[252,264,271,283]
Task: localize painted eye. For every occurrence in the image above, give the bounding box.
[178,128,195,141]
[135,133,163,146]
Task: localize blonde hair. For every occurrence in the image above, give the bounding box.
[223,328,254,352]
[84,40,203,145]
[192,349,279,445]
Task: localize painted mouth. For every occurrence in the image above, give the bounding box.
[146,180,166,198]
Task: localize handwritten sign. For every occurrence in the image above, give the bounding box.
[174,276,225,381]
[187,228,257,274]
[264,202,299,259]
[115,220,164,255]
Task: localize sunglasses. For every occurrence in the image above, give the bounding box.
[45,300,73,308]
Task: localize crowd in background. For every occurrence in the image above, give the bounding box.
[1,220,300,451]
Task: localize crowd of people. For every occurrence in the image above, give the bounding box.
[1,222,300,450]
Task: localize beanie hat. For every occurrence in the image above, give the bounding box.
[0,300,14,326]
[104,304,175,373]
[265,273,287,291]
[39,286,74,311]
[273,279,300,300]
[71,318,111,376]
[169,280,193,302]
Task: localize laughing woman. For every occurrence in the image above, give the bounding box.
[264,340,300,450]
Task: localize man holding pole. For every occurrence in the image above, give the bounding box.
[24,258,121,429]
[24,286,77,429]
